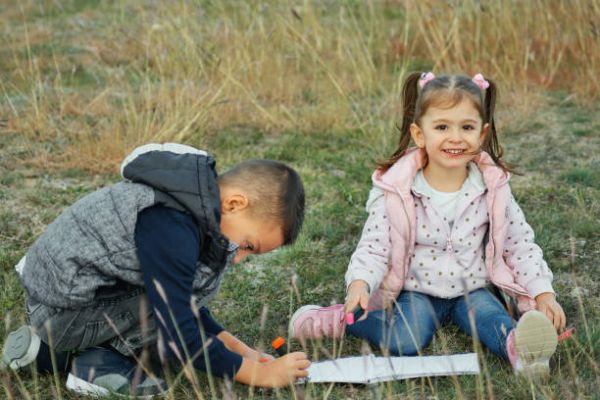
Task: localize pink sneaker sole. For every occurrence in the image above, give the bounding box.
[288,304,345,340]
[289,305,322,339]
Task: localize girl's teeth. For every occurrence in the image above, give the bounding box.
[445,149,464,154]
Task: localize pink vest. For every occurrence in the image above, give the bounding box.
[367,148,538,313]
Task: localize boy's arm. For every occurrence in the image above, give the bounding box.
[136,205,311,386]
[194,307,269,359]
[195,306,226,335]
[216,331,271,360]
[135,206,242,378]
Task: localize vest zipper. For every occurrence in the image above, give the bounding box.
[446,236,453,253]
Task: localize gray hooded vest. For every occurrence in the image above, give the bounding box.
[20,145,237,309]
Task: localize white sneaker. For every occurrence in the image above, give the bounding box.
[66,346,167,399]
[1,326,41,370]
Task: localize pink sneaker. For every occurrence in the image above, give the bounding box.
[288,304,345,340]
[506,310,558,376]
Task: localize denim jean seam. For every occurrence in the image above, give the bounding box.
[95,287,145,307]
[80,320,102,349]
[50,309,85,350]
[79,310,136,350]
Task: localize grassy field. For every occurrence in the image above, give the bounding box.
[1,0,599,399]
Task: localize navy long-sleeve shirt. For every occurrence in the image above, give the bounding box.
[135,205,242,378]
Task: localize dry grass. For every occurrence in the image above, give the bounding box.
[406,0,600,96]
[0,0,598,173]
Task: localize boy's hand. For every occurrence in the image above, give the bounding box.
[345,280,370,321]
[216,332,275,362]
[262,352,310,387]
[247,348,275,362]
[535,292,566,331]
[235,352,310,388]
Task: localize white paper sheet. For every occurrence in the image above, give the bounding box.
[306,353,480,384]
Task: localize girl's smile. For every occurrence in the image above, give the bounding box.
[442,148,467,156]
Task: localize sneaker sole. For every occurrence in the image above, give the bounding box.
[514,310,558,376]
[1,326,41,370]
[66,374,160,399]
[288,305,322,339]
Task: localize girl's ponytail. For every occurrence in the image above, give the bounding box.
[378,71,422,172]
[481,79,516,173]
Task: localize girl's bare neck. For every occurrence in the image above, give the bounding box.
[423,164,468,192]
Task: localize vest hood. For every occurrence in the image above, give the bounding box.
[120,143,222,233]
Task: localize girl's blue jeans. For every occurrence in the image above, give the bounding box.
[346,288,515,359]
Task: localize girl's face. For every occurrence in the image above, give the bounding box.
[410,98,489,173]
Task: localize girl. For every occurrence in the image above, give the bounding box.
[289,72,566,376]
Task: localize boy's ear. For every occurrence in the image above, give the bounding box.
[220,191,250,214]
[410,123,425,148]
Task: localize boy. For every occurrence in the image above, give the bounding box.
[1,143,310,397]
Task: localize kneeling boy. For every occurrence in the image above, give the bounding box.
[2,143,309,397]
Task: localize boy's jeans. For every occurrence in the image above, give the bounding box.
[346,288,515,359]
[26,282,157,357]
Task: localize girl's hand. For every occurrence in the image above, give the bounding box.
[345,280,370,321]
[535,292,566,331]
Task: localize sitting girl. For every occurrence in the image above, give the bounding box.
[289,72,566,376]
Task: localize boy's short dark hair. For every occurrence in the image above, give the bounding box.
[218,160,305,245]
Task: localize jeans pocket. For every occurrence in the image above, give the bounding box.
[78,311,135,350]
[80,321,102,349]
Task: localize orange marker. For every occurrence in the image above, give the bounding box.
[272,336,286,357]
[259,336,286,362]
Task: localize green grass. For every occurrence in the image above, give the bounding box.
[1,0,600,399]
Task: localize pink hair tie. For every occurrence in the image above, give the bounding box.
[472,73,489,90]
[418,72,436,88]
